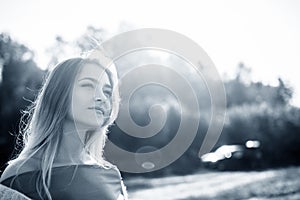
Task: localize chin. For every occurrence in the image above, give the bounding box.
[74,119,103,130]
[87,121,104,129]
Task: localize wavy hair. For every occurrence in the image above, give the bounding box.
[8,56,120,200]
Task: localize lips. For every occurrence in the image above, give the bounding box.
[89,106,105,115]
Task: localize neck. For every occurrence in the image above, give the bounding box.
[53,119,97,166]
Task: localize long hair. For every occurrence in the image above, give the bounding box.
[8,56,120,200]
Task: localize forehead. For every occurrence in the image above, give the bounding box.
[77,63,109,81]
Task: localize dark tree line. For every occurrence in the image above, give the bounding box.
[0,33,45,170]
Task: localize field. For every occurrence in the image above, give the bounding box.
[124,167,300,200]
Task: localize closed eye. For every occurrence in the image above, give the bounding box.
[81,83,94,88]
[103,89,112,97]
[78,78,97,88]
[103,84,112,97]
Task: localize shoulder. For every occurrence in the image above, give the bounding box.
[73,164,121,180]
[0,158,39,182]
[0,163,20,182]
[49,165,124,199]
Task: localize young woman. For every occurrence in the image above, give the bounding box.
[0,51,128,200]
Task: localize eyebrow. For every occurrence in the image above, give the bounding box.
[78,77,98,83]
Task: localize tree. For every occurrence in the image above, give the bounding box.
[0,33,44,169]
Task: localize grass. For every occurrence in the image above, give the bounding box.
[124,166,300,200]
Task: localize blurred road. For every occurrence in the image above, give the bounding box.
[124,167,300,200]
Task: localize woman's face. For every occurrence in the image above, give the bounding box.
[69,63,113,129]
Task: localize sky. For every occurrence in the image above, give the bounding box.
[0,0,300,106]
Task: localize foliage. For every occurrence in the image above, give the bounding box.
[0,33,44,170]
[220,103,300,167]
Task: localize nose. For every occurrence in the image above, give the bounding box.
[94,89,107,102]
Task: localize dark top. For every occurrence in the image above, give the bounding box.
[0,164,126,200]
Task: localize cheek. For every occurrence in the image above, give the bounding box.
[69,92,91,119]
[105,97,113,110]
[72,88,93,106]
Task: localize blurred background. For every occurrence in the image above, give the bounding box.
[1,0,300,199]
